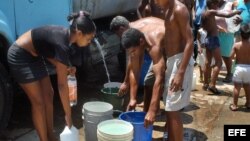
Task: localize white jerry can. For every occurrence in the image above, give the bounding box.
[60,125,79,141]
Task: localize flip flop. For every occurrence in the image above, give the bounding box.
[162,132,168,141]
[202,84,209,91]
[223,75,232,83]
[245,104,250,109]
[208,86,221,95]
[229,104,238,111]
[199,76,204,83]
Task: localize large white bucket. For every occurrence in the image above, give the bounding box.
[82,101,113,141]
[97,119,133,141]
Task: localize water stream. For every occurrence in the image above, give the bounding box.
[94,38,111,83]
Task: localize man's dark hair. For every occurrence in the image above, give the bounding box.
[67,11,96,34]
[240,24,250,40]
[110,16,130,31]
[121,28,145,49]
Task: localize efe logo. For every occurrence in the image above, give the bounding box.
[224,125,250,140]
[228,129,246,136]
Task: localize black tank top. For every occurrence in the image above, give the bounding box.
[31,25,73,66]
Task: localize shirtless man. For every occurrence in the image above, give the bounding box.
[137,0,193,21]
[178,0,194,27]
[201,0,241,94]
[121,27,165,128]
[110,16,165,113]
[229,24,250,111]
[154,0,194,141]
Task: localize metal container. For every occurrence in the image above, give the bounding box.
[73,0,141,19]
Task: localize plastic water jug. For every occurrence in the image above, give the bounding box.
[67,75,77,106]
[198,28,207,44]
[60,125,79,141]
[226,14,241,33]
[198,53,205,68]
[192,73,197,91]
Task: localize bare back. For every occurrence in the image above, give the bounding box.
[233,41,250,65]
[130,17,165,52]
[15,30,38,56]
[164,1,193,58]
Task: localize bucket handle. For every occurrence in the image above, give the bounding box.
[126,109,136,112]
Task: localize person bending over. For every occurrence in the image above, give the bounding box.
[110,16,165,112]
[7,11,96,141]
[121,28,165,131]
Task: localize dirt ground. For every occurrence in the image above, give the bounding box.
[0,65,249,141]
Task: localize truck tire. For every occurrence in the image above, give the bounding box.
[0,62,13,130]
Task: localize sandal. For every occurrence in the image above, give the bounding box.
[162,132,168,141]
[245,104,250,109]
[199,76,204,83]
[208,86,221,95]
[229,104,238,111]
[223,75,232,83]
[202,84,209,91]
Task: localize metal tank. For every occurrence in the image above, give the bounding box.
[73,0,141,19]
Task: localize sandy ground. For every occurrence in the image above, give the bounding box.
[0,65,249,141]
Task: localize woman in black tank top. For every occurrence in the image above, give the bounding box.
[7,11,96,141]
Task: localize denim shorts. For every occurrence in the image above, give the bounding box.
[205,36,220,50]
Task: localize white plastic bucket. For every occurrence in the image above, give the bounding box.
[82,101,113,141]
[97,119,133,141]
[192,72,197,91]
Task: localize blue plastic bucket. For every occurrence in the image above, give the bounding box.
[119,112,153,141]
